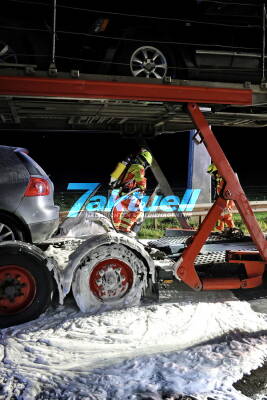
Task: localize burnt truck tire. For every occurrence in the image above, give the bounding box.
[72,242,148,313]
[0,241,54,328]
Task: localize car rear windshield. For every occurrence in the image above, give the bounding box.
[16,151,48,177]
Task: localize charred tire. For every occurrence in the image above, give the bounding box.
[0,241,54,328]
[0,214,26,243]
[142,275,159,302]
[72,243,147,313]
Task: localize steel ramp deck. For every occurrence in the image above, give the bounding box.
[149,229,253,254]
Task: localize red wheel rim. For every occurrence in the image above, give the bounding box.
[0,265,36,314]
[89,258,134,301]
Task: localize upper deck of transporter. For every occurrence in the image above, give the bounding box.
[0,67,267,134]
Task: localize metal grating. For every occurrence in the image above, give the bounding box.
[149,231,252,250]
[194,251,226,265]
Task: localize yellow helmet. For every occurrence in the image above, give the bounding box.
[207,163,217,174]
[140,149,153,166]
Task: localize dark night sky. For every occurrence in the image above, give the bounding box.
[0,126,266,192]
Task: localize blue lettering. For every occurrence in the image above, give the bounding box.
[67,183,99,217]
[67,184,201,216]
[178,189,194,212]
[140,195,150,210]
[159,195,180,212]
[86,195,107,211]
[185,189,201,211]
[104,189,120,211]
[143,195,162,212]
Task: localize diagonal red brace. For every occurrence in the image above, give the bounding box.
[174,103,267,291]
[174,196,227,290]
[187,103,267,261]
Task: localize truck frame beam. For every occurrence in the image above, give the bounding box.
[0,76,252,105]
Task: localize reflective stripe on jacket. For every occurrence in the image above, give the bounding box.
[122,163,146,191]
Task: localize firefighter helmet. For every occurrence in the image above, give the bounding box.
[140,149,153,166]
[207,163,217,174]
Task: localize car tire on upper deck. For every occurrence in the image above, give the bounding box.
[115,43,176,80]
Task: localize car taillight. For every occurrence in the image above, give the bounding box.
[24,177,50,196]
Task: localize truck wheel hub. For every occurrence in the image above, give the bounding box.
[89,258,134,301]
[0,265,36,314]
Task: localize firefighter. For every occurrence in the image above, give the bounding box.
[207,163,236,233]
[112,148,153,237]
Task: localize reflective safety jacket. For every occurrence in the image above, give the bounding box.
[121,163,147,192]
[214,172,224,195]
[214,172,234,211]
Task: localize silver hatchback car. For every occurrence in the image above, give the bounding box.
[0,145,59,243]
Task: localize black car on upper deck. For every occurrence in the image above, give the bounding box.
[0,0,264,83]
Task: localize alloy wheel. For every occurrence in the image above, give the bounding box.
[130,46,168,79]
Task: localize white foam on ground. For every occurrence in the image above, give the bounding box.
[1,245,267,399]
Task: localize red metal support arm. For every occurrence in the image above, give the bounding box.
[175,196,228,290]
[187,103,267,261]
[174,103,267,291]
[0,76,252,105]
